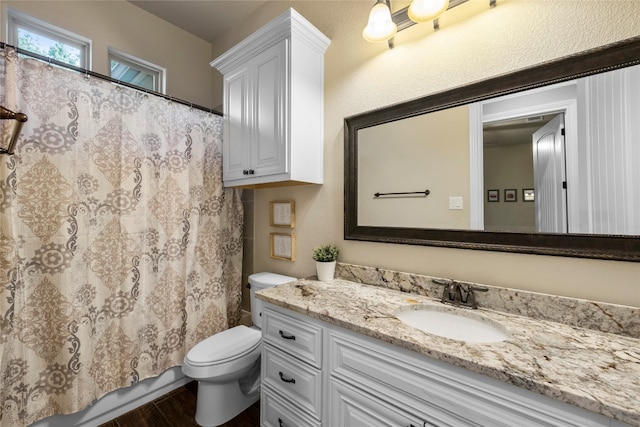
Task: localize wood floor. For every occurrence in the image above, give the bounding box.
[98,381,260,427]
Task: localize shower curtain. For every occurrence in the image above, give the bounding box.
[0,47,244,427]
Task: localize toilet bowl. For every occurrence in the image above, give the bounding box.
[182,272,296,427]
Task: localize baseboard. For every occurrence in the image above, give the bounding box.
[29,366,190,427]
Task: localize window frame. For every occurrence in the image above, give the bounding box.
[108,47,166,94]
[6,8,92,69]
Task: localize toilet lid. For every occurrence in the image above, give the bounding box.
[186,325,261,366]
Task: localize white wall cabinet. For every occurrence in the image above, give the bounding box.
[261,303,629,427]
[211,9,330,188]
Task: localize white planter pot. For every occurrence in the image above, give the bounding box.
[316,261,336,281]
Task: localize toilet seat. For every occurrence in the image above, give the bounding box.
[185,325,261,367]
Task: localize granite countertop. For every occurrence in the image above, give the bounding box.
[256,278,640,427]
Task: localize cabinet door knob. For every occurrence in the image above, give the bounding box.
[278,371,296,384]
[279,330,296,340]
[243,169,249,175]
[278,418,285,427]
[248,169,255,175]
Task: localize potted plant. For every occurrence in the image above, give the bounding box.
[312,244,340,281]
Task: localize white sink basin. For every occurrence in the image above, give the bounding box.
[395,306,510,343]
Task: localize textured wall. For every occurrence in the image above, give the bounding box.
[213,0,640,307]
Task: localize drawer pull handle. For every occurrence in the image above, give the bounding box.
[278,371,296,384]
[279,330,296,340]
[278,418,285,427]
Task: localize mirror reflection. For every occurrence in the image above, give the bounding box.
[357,64,640,236]
[483,113,559,233]
[358,105,470,230]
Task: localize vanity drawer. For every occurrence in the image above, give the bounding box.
[261,386,321,427]
[262,344,322,419]
[262,307,322,368]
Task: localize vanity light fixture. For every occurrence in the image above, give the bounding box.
[362,0,397,43]
[364,0,497,49]
[408,0,450,23]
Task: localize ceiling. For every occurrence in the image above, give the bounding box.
[128,0,270,43]
[483,114,556,147]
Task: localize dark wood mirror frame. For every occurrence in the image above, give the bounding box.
[344,36,640,262]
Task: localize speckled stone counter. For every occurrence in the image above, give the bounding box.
[256,277,640,426]
[335,263,640,338]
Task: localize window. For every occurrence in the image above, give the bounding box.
[7,9,91,68]
[109,48,166,93]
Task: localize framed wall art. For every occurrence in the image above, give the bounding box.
[523,188,535,202]
[270,233,295,261]
[487,189,499,202]
[270,200,295,227]
[504,189,517,202]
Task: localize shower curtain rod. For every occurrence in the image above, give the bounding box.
[0,42,222,116]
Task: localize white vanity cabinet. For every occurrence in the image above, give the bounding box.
[211,8,330,188]
[328,328,631,427]
[260,302,630,427]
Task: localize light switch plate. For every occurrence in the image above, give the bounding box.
[449,196,463,210]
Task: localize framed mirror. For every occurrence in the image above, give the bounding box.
[344,36,640,261]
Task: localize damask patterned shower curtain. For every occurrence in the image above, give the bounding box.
[0,47,243,427]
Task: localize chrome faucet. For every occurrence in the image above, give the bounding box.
[446,280,462,303]
[433,279,488,309]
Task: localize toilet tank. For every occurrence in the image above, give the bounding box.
[248,272,296,328]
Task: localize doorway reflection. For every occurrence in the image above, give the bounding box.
[483,113,568,233]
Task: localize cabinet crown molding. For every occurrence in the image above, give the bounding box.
[211,8,330,75]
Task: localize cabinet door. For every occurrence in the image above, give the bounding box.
[329,379,453,427]
[251,40,288,177]
[223,65,251,181]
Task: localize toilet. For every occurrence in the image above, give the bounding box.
[181,272,296,427]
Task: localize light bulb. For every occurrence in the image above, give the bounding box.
[362,0,397,42]
[408,0,450,23]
